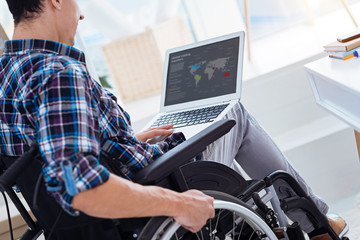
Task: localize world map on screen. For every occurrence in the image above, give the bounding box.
[189,57,230,86]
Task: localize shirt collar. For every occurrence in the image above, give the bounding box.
[3,39,86,64]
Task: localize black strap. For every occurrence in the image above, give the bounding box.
[1,191,14,240]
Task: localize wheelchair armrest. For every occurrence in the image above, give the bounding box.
[132,119,236,184]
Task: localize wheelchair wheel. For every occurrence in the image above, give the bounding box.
[138,190,278,240]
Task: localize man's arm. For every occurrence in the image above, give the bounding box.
[72,173,215,233]
[35,68,214,232]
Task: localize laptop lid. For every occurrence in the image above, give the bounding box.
[160,31,245,113]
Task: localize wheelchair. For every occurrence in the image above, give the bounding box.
[0,119,349,240]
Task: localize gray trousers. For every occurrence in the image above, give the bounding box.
[202,101,329,233]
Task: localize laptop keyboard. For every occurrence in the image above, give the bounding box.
[150,103,229,129]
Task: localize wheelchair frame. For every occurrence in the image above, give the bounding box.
[0,119,348,240]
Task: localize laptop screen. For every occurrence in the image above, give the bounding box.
[164,36,240,106]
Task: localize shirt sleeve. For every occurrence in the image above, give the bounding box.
[94,88,186,179]
[36,67,109,215]
[101,126,186,179]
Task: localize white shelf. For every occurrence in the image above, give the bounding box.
[305,57,360,132]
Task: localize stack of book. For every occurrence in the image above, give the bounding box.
[323,34,360,60]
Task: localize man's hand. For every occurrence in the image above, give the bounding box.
[174,190,215,233]
[136,124,174,142]
[73,175,214,233]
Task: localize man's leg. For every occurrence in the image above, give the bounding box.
[202,102,328,233]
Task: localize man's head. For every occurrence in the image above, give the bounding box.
[6,0,84,46]
[6,0,45,25]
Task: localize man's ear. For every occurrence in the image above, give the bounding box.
[49,0,63,10]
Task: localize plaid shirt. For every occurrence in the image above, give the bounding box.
[0,39,185,215]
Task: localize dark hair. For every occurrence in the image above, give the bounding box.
[6,0,45,25]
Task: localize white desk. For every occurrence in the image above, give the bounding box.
[305,57,360,160]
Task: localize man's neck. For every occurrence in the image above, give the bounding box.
[12,17,59,43]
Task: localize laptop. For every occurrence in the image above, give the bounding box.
[144,31,245,141]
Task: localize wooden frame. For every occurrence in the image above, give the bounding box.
[355,131,360,161]
[0,23,9,55]
[243,0,251,61]
[340,0,358,28]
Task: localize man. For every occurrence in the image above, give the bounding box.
[0,0,348,239]
[0,0,215,235]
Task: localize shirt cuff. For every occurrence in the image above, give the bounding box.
[43,159,110,215]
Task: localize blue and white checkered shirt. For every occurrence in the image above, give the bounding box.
[0,39,185,214]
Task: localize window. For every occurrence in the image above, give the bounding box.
[2,0,360,100]
[239,0,360,40]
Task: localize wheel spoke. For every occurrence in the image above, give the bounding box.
[248,230,255,240]
[209,218,213,240]
[213,209,223,233]
[232,212,235,240]
[199,228,204,240]
[237,220,245,240]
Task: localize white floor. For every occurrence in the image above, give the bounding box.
[340,194,360,239]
